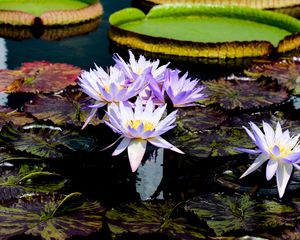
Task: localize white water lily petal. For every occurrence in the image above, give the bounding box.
[240,154,269,179]
[263,121,275,146]
[127,139,147,172]
[266,159,278,180]
[148,136,184,154]
[112,137,131,156]
[276,163,293,198]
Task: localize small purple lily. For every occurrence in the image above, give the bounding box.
[105,98,184,172]
[236,121,300,198]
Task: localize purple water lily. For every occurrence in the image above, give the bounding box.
[236,121,300,198]
[105,98,184,172]
[78,65,146,129]
[149,69,207,107]
[113,50,169,82]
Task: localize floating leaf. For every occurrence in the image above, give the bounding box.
[24,91,102,126]
[0,106,34,130]
[186,193,297,237]
[176,107,227,134]
[0,164,66,202]
[106,200,211,239]
[0,124,97,159]
[0,192,104,240]
[0,61,81,93]
[245,58,300,95]
[202,79,288,109]
[172,126,254,158]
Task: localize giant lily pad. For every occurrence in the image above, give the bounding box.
[202,78,288,110]
[0,0,103,26]
[109,5,300,59]
[106,200,212,239]
[0,61,81,93]
[24,91,102,127]
[0,123,97,159]
[0,192,105,240]
[186,193,297,237]
[245,58,300,95]
[0,106,34,130]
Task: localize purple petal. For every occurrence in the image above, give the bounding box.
[82,108,98,130]
[112,137,131,156]
[234,147,261,154]
[148,136,184,154]
[272,145,280,157]
[240,154,269,178]
[281,152,300,163]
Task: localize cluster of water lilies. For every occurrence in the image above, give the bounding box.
[78,50,205,172]
[78,50,300,198]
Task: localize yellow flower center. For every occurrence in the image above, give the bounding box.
[269,144,290,160]
[127,120,155,131]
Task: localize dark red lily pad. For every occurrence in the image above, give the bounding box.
[202,78,288,110]
[0,123,97,159]
[24,91,102,127]
[246,58,300,95]
[0,106,34,130]
[0,61,81,93]
[106,200,212,239]
[176,107,227,134]
[0,192,105,240]
[186,193,297,237]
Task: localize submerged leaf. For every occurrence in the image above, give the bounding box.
[186,193,296,237]
[0,192,104,240]
[24,91,102,126]
[0,106,34,130]
[176,107,227,134]
[245,58,300,95]
[0,124,97,159]
[0,61,81,93]
[106,200,211,239]
[202,79,288,109]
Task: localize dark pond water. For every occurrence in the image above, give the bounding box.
[1,1,300,240]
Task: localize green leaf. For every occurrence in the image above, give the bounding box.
[0,192,105,240]
[0,124,97,159]
[106,200,211,239]
[186,193,296,237]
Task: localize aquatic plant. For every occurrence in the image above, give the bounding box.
[78,65,147,129]
[105,98,184,172]
[236,121,300,197]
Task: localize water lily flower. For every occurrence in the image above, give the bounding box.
[78,65,146,129]
[150,69,207,107]
[105,98,184,172]
[113,50,169,82]
[236,121,300,198]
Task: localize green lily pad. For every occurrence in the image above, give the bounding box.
[186,193,297,236]
[172,126,255,158]
[106,200,212,239]
[0,0,103,26]
[0,164,66,202]
[0,192,105,240]
[0,61,81,93]
[109,5,300,59]
[202,78,288,110]
[245,58,300,95]
[0,123,97,159]
[0,106,34,130]
[24,91,102,127]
